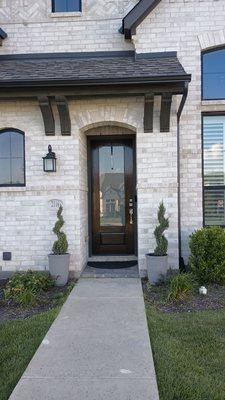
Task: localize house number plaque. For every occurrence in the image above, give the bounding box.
[49,199,63,209]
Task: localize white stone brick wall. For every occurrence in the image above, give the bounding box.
[0,0,137,54]
[136,97,179,270]
[134,0,225,261]
[0,97,179,274]
[0,101,80,273]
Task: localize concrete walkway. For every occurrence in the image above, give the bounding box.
[10,278,159,400]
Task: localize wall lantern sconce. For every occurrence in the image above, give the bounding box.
[43,145,57,172]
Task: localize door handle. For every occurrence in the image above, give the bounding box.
[129,208,134,225]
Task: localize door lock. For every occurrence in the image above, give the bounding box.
[129,198,134,224]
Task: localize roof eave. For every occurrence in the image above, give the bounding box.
[121,0,162,39]
[0,74,192,89]
[0,28,7,40]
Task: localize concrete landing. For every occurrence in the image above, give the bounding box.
[9,278,159,400]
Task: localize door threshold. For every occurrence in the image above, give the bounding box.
[88,255,137,262]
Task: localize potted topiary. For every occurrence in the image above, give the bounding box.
[48,205,70,286]
[146,201,169,284]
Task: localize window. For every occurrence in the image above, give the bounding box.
[52,0,81,12]
[202,48,225,100]
[203,115,225,226]
[0,129,25,186]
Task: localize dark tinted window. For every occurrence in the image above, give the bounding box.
[0,130,25,186]
[52,0,81,12]
[203,49,225,100]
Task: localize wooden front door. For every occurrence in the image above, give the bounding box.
[90,137,136,255]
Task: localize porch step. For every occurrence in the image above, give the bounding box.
[82,263,139,278]
[88,255,137,262]
[87,260,137,269]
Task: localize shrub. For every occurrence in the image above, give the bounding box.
[154,202,169,256]
[189,226,225,285]
[168,273,194,301]
[4,270,54,307]
[52,206,68,255]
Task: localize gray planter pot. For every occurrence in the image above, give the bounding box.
[146,254,168,284]
[48,254,70,286]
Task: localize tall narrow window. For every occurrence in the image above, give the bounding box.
[0,129,25,186]
[203,116,225,226]
[202,48,225,100]
[52,0,81,12]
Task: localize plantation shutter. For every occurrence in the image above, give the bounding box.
[203,116,225,226]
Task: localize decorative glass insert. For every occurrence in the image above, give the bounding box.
[52,0,81,12]
[99,145,125,227]
[202,49,225,100]
[0,130,25,186]
[203,116,225,225]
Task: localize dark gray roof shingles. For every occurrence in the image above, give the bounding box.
[0,52,190,85]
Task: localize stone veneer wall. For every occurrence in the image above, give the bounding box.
[0,0,137,54]
[1,0,225,272]
[0,97,179,275]
[134,0,225,261]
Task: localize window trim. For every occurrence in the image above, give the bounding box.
[52,0,82,13]
[202,112,225,227]
[201,47,225,101]
[0,128,26,188]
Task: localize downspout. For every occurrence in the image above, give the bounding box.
[177,82,189,270]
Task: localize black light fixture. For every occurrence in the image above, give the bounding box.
[43,145,57,172]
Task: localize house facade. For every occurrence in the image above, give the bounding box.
[0,0,225,277]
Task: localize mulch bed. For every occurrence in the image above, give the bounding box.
[0,279,75,323]
[142,279,225,313]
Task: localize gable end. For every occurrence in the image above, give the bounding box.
[121,0,162,40]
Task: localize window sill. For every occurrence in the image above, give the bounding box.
[50,11,82,18]
[202,100,225,106]
[0,186,26,193]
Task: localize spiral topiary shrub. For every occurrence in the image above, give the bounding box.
[154,201,169,256]
[189,226,225,285]
[52,205,68,255]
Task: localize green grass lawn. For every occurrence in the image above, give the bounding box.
[0,282,74,400]
[146,306,225,400]
[0,308,59,400]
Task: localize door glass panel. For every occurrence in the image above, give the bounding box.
[99,145,125,226]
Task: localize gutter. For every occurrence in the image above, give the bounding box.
[177,82,189,270]
[0,75,192,89]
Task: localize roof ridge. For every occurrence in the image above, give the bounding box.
[0,50,177,62]
[0,51,134,61]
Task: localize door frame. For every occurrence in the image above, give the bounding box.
[87,134,137,256]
